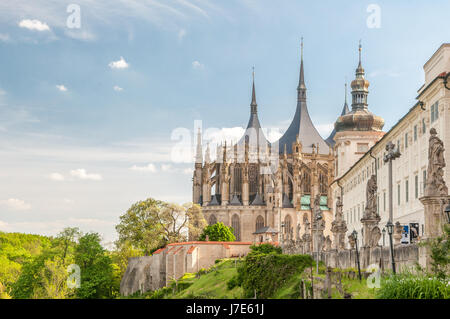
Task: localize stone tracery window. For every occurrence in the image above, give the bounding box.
[233,166,242,194]
[302,169,311,194]
[249,164,259,194]
[255,215,264,231]
[208,214,217,225]
[284,215,292,234]
[231,214,240,241]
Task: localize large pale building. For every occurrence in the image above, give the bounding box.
[330,43,450,247]
[192,42,450,247]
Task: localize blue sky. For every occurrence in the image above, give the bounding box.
[0,0,449,245]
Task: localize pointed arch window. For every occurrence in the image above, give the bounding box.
[302,169,311,194]
[284,215,292,235]
[232,214,241,241]
[255,215,264,231]
[208,214,217,226]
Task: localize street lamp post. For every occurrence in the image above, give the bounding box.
[386,221,396,274]
[351,230,362,281]
[383,141,400,274]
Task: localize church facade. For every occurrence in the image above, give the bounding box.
[191,42,385,244]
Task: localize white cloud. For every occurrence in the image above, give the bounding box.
[0,88,6,95]
[49,172,65,181]
[63,198,74,204]
[70,168,102,181]
[316,123,334,138]
[18,19,50,31]
[192,60,204,69]
[56,84,67,92]
[161,164,173,172]
[0,198,31,211]
[183,167,193,175]
[113,85,123,92]
[109,56,129,69]
[130,163,157,172]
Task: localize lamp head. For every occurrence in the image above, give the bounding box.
[386,221,394,235]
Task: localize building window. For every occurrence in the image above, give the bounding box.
[415,175,419,199]
[383,191,386,211]
[209,214,217,225]
[255,215,264,231]
[414,125,417,141]
[405,179,409,203]
[405,133,408,149]
[422,118,426,134]
[431,101,439,123]
[423,170,427,193]
[232,214,240,241]
[397,184,401,206]
[284,215,292,235]
[397,139,400,150]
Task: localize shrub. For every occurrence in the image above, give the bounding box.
[377,273,450,299]
[198,222,235,242]
[227,275,239,290]
[249,243,282,255]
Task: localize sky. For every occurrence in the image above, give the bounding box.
[0,0,449,246]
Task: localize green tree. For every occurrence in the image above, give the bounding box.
[55,227,81,263]
[199,222,236,242]
[32,259,72,299]
[11,250,59,299]
[427,224,450,280]
[116,198,206,255]
[74,232,116,299]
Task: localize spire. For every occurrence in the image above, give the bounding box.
[350,40,369,111]
[343,81,349,114]
[297,37,306,101]
[277,39,329,154]
[195,127,202,165]
[356,39,365,77]
[250,67,257,114]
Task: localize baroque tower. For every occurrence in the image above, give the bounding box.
[333,42,385,178]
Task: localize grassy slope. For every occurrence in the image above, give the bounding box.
[157,259,376,299]
[173,259,244,299]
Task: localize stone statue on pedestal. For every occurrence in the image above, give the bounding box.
[361,174,381,248]
[425,128,448,196]
[331,196,348,250]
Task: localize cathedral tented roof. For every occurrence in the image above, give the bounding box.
[276,46,330,155]
[237,73,270,149]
